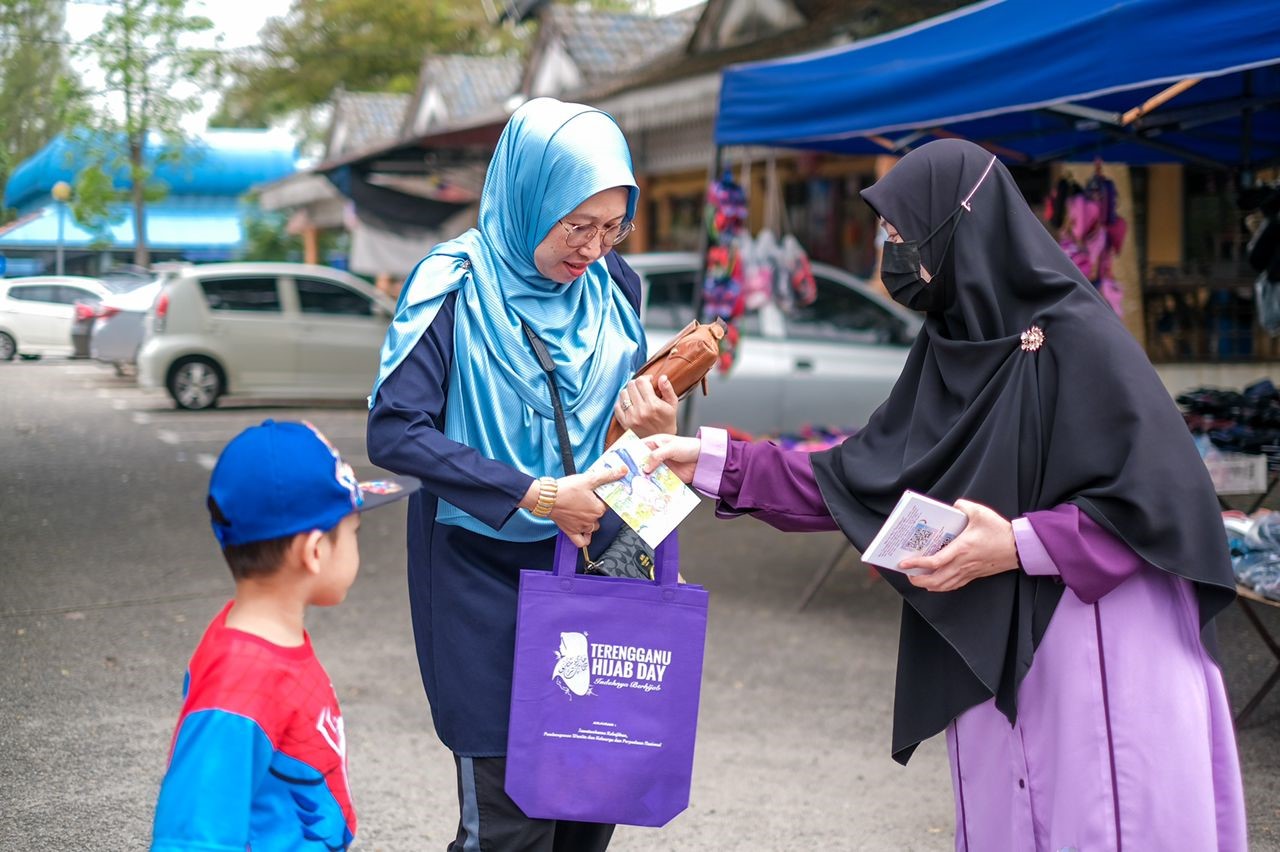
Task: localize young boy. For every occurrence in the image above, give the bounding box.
[150,419,418,852]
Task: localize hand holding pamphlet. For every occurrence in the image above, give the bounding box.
[587,430,701,549]
[861,490,968,575]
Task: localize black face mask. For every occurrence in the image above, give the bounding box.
[881,209,962,313]
[880,154,999,314]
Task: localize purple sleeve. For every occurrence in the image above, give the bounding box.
[1023,503,1147,603]
[708,435,838,533]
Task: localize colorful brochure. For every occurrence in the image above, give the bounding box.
[861,490,968,575]
[588,430,701,549]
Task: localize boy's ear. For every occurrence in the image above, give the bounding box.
[293,529,327,576]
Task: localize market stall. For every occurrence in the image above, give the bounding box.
[711,0,1280,677]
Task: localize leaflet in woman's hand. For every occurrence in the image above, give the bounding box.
[862,490,968,575]
[588,430,701,549]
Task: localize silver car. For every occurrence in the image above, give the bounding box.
[137,263,395,410]
[626,252,919,436]
[90,279,165,374]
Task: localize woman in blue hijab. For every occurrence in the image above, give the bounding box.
[367,98,678,851]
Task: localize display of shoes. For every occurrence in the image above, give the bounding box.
[1181,381,1280,470]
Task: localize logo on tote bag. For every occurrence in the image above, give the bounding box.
[552,630,674,699]
[552,632,593,696]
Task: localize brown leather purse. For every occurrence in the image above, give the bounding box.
[605,318,726,447]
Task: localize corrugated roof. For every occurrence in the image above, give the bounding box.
[418,54,523,126]
[594,0,968,100]
[543,5,701,85]
[327,92,413,159]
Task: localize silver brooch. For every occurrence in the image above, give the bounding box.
[1020,325,1045,352]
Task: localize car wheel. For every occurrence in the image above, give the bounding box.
[0,332,14,362]
[167,357,224,410]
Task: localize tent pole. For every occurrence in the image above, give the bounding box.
[1241,71,1255,187]
[1121,78,1202,126]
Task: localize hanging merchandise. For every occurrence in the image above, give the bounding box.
[1045,162,1127,317]
[701,170,749,371]
[735,231,773,311]
[780,233,817,309]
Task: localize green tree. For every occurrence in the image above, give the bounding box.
[240,192,345,263]
[212,0,516,136]
[0,0,85,221]
[211,0,637,139]
[73,0,220,266]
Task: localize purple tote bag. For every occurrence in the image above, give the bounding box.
[505,533,709,827]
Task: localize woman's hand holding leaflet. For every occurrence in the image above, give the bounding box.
[552,466,628,548]
[641,434,701,484]
[899,499,1020,592]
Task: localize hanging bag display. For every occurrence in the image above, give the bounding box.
[505,533,709,826]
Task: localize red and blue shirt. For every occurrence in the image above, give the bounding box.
[151,602,356,851]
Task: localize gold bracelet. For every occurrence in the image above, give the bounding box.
[531,476,558,518]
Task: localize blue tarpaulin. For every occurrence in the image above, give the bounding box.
[715,0,1280,167]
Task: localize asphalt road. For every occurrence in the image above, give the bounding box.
[1,360,1277,851]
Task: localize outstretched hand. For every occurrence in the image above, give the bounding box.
[552,465,627,549]
[640,434,701,484]
[899,499,1020,592]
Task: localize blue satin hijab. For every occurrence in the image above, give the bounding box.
[370,98,646,541]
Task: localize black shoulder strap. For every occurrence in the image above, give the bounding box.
[521,321,577,476]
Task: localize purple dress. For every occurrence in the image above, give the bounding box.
[693,428,1248,851]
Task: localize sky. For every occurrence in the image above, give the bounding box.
[63,0,705,133]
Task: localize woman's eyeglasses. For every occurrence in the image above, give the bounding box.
[559,219,635,248]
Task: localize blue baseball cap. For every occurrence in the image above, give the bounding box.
[208,419,420,547]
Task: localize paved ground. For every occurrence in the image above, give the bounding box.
[1,359,1277,851]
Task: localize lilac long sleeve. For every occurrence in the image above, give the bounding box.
[1023,503,1147,603]
[694,428,839,532]
[697,430,1148,598]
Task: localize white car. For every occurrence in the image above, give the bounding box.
[136,263,395,410]
[626,252,920,435]
[90,279,165,373]
[0,276,111,361]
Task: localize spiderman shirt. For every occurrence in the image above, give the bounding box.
[151,602,356,851]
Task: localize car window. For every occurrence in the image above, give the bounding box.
[199,277,282,312]
[296,278,373,317]
[785,274,903,344]
[642,268,760,335]
[58,286,101,305]
[643,270,698,329]
[7,284,57,303]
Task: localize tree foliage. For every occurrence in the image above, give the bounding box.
[0,0,85,220]
[212,0,518,135]
[72,0,220,266]
[241,192,344,263]
[211,0,638,137]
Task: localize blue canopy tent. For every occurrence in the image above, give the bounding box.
[714,0,1280,171]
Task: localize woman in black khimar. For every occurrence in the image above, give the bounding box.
[645,138,1247,851]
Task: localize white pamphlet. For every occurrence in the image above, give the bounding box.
[587,430,701,549]
[861,490,968,575]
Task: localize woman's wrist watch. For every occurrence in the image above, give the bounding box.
[531,476,558,517]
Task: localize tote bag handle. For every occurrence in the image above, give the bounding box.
[553,532,679,586]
